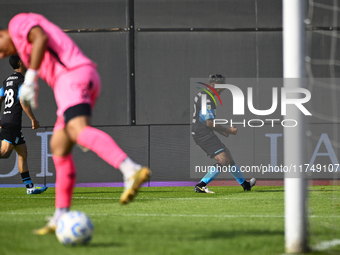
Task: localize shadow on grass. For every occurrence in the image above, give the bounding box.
[73,191,122,195]
[197,229,283,240]
[89,242,124,248]
[140,190,190,193]
[255,190,284,193]
[308,189,337,192]
[73,189,187,195]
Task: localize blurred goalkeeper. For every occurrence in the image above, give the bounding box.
[192,74,256,193]
[0,13,150,234]
[0,54,45,195]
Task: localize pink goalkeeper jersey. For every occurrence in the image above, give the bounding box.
[8,13,96,87]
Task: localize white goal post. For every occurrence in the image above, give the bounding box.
[283,0,308,253]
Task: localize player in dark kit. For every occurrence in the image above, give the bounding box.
[192,74,256,193]
[0,54,47,194]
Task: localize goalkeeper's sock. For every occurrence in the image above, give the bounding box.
[77,126,127,169]
[21,171,34,188]
[229,164,245,185]
[53,154,76,209]
[119,157,142,180]
[51,207,69,225]
[200,164,221,185]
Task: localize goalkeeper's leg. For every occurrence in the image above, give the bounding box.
[53,66,150,203]
[54,115,150,205]
[33,130,74,235]
[71,118,150,204]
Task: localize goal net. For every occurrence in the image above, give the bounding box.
[305,0,340,253]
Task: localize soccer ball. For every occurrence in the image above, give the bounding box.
[56,211,94,246]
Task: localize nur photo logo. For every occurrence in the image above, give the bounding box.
[196,81,312,128]
[196,82,223,115]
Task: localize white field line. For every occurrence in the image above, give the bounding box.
[312,239,340,251]
[0,211,284,218]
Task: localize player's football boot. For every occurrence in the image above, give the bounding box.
[120,167,151,205]
[241,178,257,191]
[27,186,48,195]
[194,185,215,193]
[32,220,56,235]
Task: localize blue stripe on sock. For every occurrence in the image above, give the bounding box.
[22,177,32,186]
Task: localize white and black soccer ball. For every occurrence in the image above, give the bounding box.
[56,211,94,246]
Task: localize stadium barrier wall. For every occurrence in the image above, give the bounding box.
[0,0,339,186]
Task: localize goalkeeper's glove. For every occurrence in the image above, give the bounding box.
[20,69,39,109]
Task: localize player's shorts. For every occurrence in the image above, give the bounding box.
[192,132,225,158]
[53,65,101,132]
[0,125,25,146]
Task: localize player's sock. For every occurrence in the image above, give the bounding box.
[195,181,207,188]
[229,163,245,185]
[53,154,76,209]
[77,126,127,169]
[119,157,142,179]
[200,163,221,185]
[51,207,69,225]
[21,171,34,188]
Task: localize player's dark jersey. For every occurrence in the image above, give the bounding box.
[191,91,216,137]
[0,72,24,127]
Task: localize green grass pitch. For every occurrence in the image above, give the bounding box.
[0,185,339,255]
